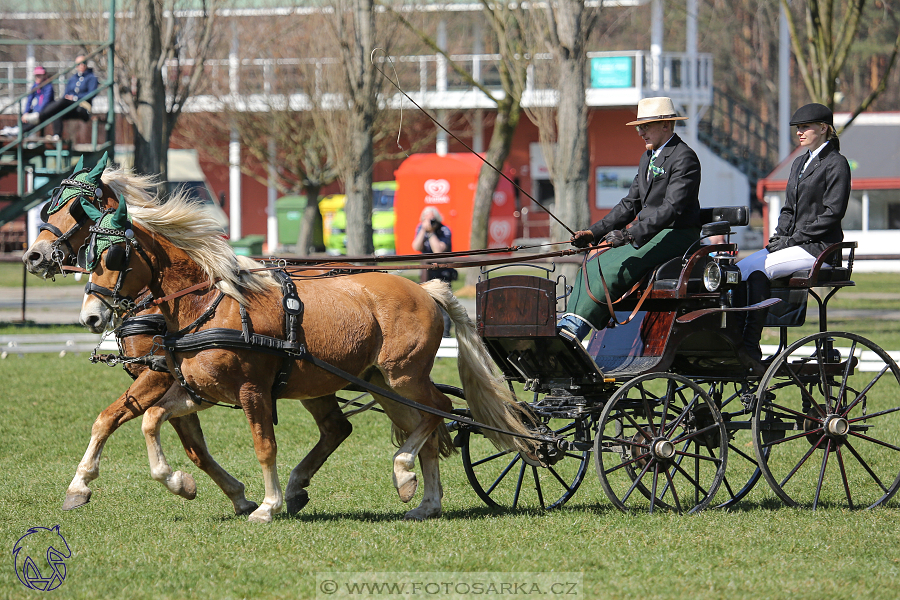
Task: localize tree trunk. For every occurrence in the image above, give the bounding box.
[296,183,322,256]
[131,0,168,180]
[552,1,590,281]
[465,101,521,286]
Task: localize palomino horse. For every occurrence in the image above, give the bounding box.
[23,156,257,515]
[79,195,535,522]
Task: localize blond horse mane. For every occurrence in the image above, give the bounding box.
[101,166,278,304]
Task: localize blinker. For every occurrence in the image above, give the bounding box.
[104,244,128,271]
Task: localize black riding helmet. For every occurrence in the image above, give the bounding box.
[789,103,839,150]
[789,103,833,127]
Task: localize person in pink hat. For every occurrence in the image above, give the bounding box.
[22,66,54,125]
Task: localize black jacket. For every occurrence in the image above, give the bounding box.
[776,142,851,257]
[589,133,702,247]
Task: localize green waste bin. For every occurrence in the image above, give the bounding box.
[276,195,311,248]
[229,234,265,257]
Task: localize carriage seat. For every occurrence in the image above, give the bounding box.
[650,206,748,295]
[765,241,856,327]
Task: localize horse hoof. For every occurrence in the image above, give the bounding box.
[62,493,91,511]
[177,472,197,500]
[235,501,259,516]
[286,490,309,515]
[248,510,272,523]
[397,476,418,503]
[403,509,441,521]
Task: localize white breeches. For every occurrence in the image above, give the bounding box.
[737,246,817,280]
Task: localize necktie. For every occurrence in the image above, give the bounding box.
[647,153,663,181]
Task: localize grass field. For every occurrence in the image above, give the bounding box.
[2,268,900,599]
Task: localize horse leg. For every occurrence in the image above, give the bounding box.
[240,387,282,524]
[285,395,353,515]
[402,432,444,521]
[141,383,209,501]
[168,413,259,516]
[370,373,447,514]
[64,370,173,510]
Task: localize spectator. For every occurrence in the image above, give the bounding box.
[412,206,457,337]
[23,54,97,140]
[0,66,54,138]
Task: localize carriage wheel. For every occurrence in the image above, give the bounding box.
[455,389,593,511]
[707,381,767,509]
[595,373,728,514]
[752,332,900,509]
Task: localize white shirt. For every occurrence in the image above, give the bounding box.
[647,134,675,180]
[801,140,829,174]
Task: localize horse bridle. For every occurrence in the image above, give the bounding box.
[81,219,155,316]
[39,179,109,273]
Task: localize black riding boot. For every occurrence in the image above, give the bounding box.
[743,271,771,363]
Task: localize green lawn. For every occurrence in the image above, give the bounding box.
[2,268,900,599]
[2,350,900,600]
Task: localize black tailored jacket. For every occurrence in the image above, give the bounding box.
[588,133,702,247]
[776,143,851,257]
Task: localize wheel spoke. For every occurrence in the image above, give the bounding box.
[664,394,699,438]
[484,454,521,496]
[670,459,710,499]
[778,435,825,489]
[813,439,832,510]
[783,361,829,417]
[470,448,514,468]
[664,466,685,514]
[848,405,900,423]
[640,386,658,437]
[532,466,545,510]
[766,400,824,424]
[843,439,890,494]
[841,365,890,417]
[621,411,654,444]
[761,426,824,449]
[728,442,759,467]
[650,463,659,514]
[604,450,652,475]
[620,457,654,504]
[835,446,854,509]
[815,339,833,414]
[673,449,722,463]
[848,431,900,453]
[671,422,721,445]
[548,464,574,492]
[834,339,858,411]
[512,460,526,508]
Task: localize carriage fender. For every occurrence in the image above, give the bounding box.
[675,298,781,324]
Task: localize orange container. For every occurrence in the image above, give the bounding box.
[394,153,517,254]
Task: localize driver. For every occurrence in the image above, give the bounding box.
[559,97,703,340]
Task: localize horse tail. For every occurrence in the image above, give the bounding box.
[420,280,536,453]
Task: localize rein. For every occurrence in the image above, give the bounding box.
[579,243,656,327]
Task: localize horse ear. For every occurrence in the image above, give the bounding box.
[72,155,84,172]
[110,194,129,230]
[88,151,108,182]
[79,196,103,222]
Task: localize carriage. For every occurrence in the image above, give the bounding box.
[24,161,900,518]
[451,207,900,514]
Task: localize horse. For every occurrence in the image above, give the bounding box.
[22,156,258,515]
[78,194,536,522]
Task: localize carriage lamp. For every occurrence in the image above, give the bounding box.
[702,260,741,292]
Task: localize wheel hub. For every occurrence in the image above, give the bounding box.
[651,438,676,461]
[824,415,850,438]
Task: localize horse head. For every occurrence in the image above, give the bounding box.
[22,152,118,278]
[79,198,155,333]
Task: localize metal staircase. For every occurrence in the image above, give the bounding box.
[0,0,115,229]
[698,87,780,188]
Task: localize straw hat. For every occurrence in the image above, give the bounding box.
[626,97,688,126]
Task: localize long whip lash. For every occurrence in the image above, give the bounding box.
[370,48,575,236]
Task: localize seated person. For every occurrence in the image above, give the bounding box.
[23,54,97,140]
[558,97,702,340]
[0,66,54,138]
[735,103,851,362]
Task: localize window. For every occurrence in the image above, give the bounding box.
[843,191,863,231]
[867,190,900,230]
